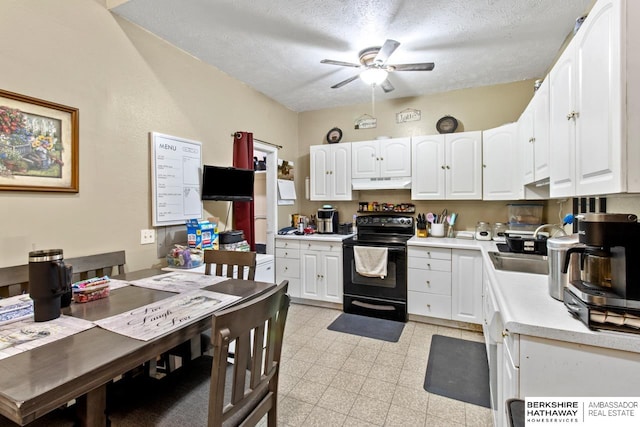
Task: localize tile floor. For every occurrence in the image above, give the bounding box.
[276,303,493,427]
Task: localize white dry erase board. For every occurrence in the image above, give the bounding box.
[150,132,203,226]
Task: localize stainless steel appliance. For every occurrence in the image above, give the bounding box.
[342,214,414,322]
[317,207,339,234]
[563,213,640,334]
[547,234,582,300]
[28,249,72,322]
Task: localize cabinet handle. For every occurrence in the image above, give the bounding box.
[427,251,430,256]
[566,111,579,120]
[502,331,509,338]
[441,165,446,170]
[308,243,311,248]
[426,304,431,309]
[446,165,450,169]
[483,164,487,168]
[529,137,535,143]
[426,280,431,287]
[285,252,288,256]
[284,267,288,271]
[326,170,329,175]
[427,263,431,269]
[380,157,384,161]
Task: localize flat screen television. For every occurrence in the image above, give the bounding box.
[201,165,255,201]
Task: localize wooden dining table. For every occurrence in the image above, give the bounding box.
[0,268,275,427]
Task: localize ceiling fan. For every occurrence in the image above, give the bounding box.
[321,39,434,93]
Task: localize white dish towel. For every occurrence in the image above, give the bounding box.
[353,246,388,279]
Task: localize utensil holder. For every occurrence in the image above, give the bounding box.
[431,223,445,237]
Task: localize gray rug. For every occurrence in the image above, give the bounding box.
[424,334,491,408]
[327,313,404,342]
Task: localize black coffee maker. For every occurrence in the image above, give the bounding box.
[29,249,73,322]
[563,213,640,333]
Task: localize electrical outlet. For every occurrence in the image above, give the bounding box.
[140,229,155,245]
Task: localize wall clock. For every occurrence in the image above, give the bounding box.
[436,116,458,134]
[326,127,343,144]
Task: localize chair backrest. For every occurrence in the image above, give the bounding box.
[0,264,29,298]
[0,250,126,298]
[204,250,257,280]
[65,250,126,282]
[207,280,290,427]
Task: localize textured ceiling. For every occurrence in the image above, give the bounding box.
[111,0,593,112]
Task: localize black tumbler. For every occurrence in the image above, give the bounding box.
[28,249,72,322]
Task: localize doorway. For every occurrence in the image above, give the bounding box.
[253,141,277,255]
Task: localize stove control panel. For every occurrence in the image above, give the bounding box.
[356,215,413,227]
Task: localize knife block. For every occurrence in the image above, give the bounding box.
[417,228,428,238]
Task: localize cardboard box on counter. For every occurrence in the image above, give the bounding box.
[186,219,218,250]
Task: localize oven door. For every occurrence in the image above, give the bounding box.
[342,243,407,301]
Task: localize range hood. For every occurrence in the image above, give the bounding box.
[352,177,412,190]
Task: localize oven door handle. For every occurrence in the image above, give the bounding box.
[345,245,406,253]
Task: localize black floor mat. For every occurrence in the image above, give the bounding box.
[327,313,404,342]
[424,334,491,408]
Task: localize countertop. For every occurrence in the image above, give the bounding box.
[276,233,354,242]
[407,236,640,354]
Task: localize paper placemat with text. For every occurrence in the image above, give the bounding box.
[128,271,227,293]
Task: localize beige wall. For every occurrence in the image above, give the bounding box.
[0,0,298,270]
[297,80,541,232]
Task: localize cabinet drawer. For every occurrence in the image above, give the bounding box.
[408,257,451,272]
[408,291,451,319]
[408,247,451,260]
[299,241,342,252]
[275,239,301,250]
[408,268,451,295]
[276,247,299,259]
[275,258,300,278]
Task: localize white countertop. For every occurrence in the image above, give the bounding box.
[276,233,354,242]
[408,236,640,354]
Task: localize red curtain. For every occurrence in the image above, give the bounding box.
[233,131,255,251]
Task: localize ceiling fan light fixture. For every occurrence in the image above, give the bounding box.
[360,68,388,85]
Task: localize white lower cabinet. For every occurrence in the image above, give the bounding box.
[451,249,483,324]
[276,238,343,304]
[275,239,301,298]
[300,241,343,304]
[408,246,483,324]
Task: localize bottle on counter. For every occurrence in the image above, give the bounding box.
[475,221,492,241]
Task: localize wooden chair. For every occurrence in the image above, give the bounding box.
[0,250,126,298]
[162,250,258,370]
[107,280,291,427]
[204,250,257,280]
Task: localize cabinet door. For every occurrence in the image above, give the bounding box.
[411,135,445,200]
[533,78,550,182]
[310,145,330,200]
[549,46,576,198]
[300,251,321,300]
[451,249,483,324]
[483,123,521,200]
[331,143,352,200]
[517,105,535,185]
[321,251,342,303]
[446,131,483,200]
[351,141,379,178]
[574,0,623,195]
[379,138,411,177]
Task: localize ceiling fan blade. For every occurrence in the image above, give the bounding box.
[391,62,435,71]
[380,79,395,93]
[321,59,361,68]
[331,74,360,89]
[374,39,400,64]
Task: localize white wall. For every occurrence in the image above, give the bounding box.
[0,0,298,270]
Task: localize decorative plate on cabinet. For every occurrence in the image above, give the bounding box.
[326,127,343,144]
[436,116,458,134]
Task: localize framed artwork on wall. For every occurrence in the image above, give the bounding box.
[0,89,79,192]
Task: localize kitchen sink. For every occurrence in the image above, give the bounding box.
[488,251,549,275]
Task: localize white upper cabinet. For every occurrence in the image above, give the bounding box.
[310,143,352,201]
[483,123,522,200]
[351,138,411,179]
[549,0,639,197]
[518,79,550,186]
[412,131,483,200]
